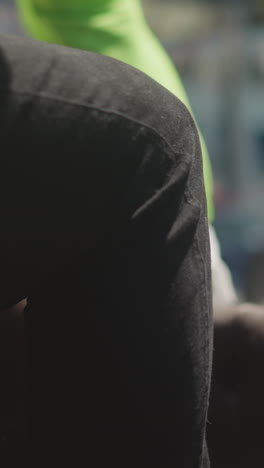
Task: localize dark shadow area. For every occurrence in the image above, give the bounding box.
[208,303,264,468]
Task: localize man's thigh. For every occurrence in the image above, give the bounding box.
[0,33,212,467]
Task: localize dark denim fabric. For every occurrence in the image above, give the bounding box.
[0,34,212,467]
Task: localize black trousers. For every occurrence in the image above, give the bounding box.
[0,34,212,467]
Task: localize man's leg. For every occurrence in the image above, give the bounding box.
[0,34,212,467]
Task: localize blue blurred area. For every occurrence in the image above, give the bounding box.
[175,26,264,298]
[177,24,264,300]
[1,0,264,300]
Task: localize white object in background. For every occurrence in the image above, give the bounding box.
[209,224,238,307]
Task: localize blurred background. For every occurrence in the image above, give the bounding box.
[143,0,264,304]
[1,0,263,301]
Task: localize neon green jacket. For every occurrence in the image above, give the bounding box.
[16,0,214,220]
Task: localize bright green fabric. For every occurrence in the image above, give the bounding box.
[16,0,214,220]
